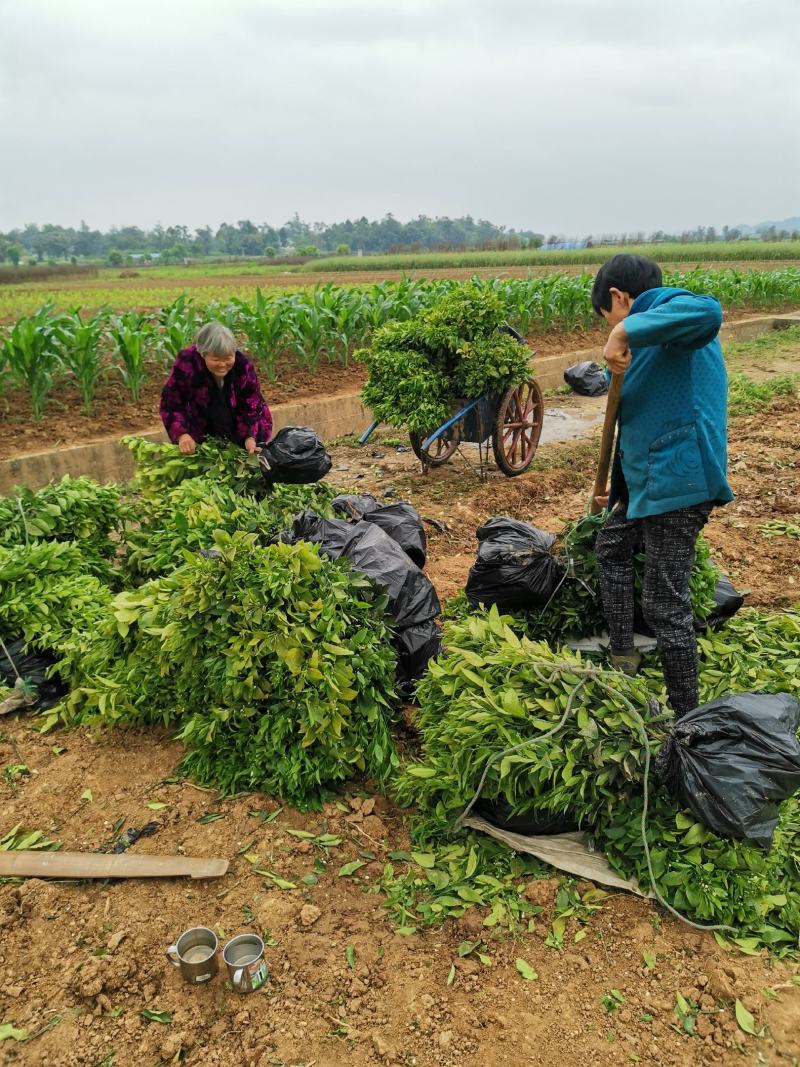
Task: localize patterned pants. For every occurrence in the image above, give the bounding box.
[595,502,713,716]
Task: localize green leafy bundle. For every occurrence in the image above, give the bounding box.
[596,793,799,948]
[0,541,113,676]
[0,476,124,578]
[395,606,800,943]
[61,532,399,806]
[397,609,665,827]
[359,284,531,434]
[123,436,266,497]
[122,475,336,579]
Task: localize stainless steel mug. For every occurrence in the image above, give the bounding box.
[222,933,268,993]
[166,927,219,985]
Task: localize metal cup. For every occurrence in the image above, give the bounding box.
[166,927,219,985]
[222,933,268,993]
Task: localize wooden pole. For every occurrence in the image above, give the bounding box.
[589,372,623,515]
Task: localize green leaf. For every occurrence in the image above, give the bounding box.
[338,860,366,878]
[515,958,538,981]
[254,869,296,890]
[734,1000,759,1036]
[446,964,456,986]
[411,852,436,869]
[147,801,168,810]
[81,788,93,803]
[197,813,225,824]
[345,945,356,969]
[140,1010,172,1024]
[642,949,656,970]
[0,1024,29,1041]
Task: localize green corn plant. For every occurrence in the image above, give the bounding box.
[58,307,111,416]
[0,303,68,420]
[231,289,287,382]
[157,294,199,369]
[286,291,334,373]
[109,311,152,403]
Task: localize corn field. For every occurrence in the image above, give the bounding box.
[1,268,800,420]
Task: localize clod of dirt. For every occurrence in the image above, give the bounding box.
[106,930,127,952]
[72,955,136,999]
[298,904,322,928]
[361,814,386,838]
[371,1032,396,1061]
[437,1029,453,1048]
[523,877,559,907]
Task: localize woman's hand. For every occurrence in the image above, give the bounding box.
[244,437,258,455]
[603,322,632,375]
[178,434,196,455]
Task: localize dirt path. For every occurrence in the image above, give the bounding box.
[0,343,799,1067]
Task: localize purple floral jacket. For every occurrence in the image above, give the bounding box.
[160,346,273,445]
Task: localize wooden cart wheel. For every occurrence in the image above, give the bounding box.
[492,379,544,476]
[409,422,462,467]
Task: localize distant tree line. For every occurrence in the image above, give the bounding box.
[0,214,544,265]
[1,217,796,268]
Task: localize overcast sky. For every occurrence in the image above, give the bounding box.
[1,0,797,236]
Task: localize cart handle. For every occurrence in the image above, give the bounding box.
[359,421,380,445]
[421,398,482,452]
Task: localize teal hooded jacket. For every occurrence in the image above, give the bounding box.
[608,287,734,519]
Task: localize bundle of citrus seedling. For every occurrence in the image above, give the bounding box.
[394,606,800,945]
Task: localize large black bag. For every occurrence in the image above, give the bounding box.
[699,575,745,630]
[634,574,745,636]
[656,692,800,850]
[394,620,443,692]
[285,511,441,687]
[466,517,565,612]
[564,361,609,397]
[0,638,67,711]
[332,494,427,568]
[475,797,579,836]
[259,426,332,486]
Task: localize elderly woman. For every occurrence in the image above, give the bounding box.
[160,322,272,454]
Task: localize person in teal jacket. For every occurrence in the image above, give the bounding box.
[591,254,734,717]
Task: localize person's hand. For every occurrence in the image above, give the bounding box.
[603,322,632,375]
[594,492,609,509]
[244,436,258,455]
[178,433,196,455]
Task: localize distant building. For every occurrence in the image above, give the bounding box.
[542,239,594,251]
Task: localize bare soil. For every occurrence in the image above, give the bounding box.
[1,373,799,1064]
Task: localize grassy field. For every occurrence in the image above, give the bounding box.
[309,240,800,272]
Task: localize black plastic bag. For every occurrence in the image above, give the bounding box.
[285,512,441,685]
[259,426,332,486]
[466,517,565,612]
[0,638,67,711]
[332,494,427,568]
[656,692,800,850]
[331,494,381,520]
[699,575,745,630]
[394,619,442,694]
[635,574,745,636]
[564,361,609,397]
[475,797,579,836]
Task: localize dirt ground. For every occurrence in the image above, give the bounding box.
[1,346,799,1067]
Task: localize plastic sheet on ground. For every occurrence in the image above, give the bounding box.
[463,816,654,898]
[566,632,658,654]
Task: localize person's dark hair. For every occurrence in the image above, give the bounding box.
[591,254,663,315]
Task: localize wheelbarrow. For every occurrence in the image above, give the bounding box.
[359,326,545,477]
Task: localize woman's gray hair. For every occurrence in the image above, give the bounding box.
[196,322,236,357]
